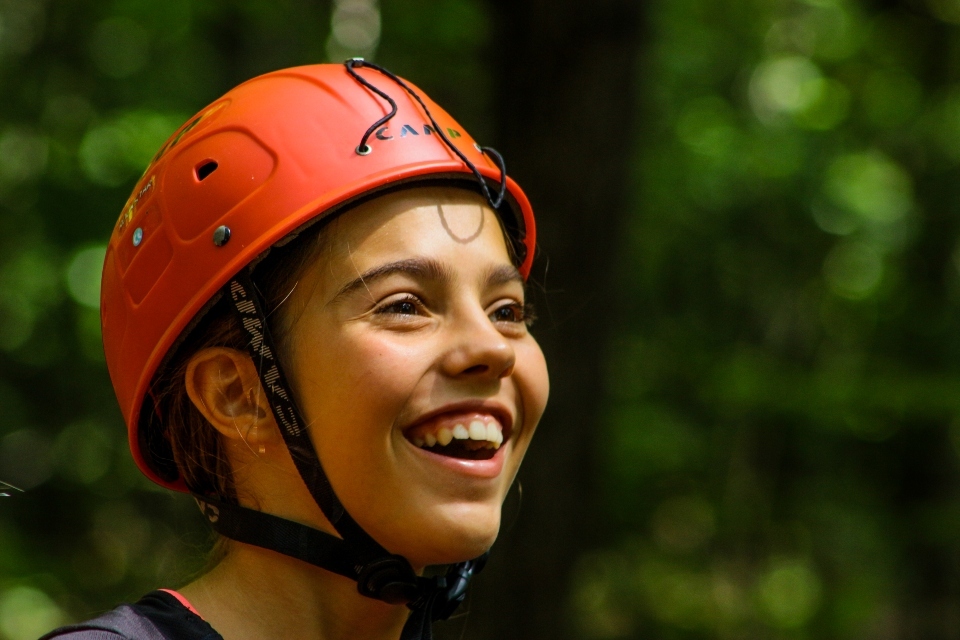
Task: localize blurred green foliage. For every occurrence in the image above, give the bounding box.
[1,0,959,638]
[574,0,960,637]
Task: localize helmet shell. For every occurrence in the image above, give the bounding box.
[100,64,536,491]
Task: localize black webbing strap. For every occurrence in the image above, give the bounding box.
[400,603,434,640]
[197,492,488,615]
[226,270,386,562]
[198,493,485,637]
[195,497,358,580]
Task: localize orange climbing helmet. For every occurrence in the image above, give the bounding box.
[100,62,536,491]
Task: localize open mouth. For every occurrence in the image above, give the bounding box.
[404,416,507,461]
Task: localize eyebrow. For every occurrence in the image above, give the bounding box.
[483,263,525,289]
[330,258,524,304]
[330,257,453,303]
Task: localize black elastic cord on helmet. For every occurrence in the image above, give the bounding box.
[344,61,398,157]
[345,58,508,211]
[202,271,485,639]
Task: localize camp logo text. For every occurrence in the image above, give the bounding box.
[374,124,462,141]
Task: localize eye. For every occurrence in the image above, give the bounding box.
[374,295,422,316]
[490,301,535,326]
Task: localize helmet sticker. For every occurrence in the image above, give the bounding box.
[116,175,155,234]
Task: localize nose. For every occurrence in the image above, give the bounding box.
[442,310,516,380]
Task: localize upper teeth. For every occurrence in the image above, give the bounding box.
[411,419,504,449]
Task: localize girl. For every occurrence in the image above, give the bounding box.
[42,60,548,640]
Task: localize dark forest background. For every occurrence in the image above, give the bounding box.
[2,0,960,638]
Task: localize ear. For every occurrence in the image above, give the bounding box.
[184,347,279,448]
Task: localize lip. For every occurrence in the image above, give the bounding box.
[408,441,507,479]
[399,400,515,480]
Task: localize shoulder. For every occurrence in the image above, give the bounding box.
[38,604,165,640]
[40,591,222,640]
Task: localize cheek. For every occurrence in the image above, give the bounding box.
[295,331,431,449]
[329,334,430,406]
[516,341,550,430]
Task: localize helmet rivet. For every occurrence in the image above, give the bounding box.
[356,144,372,156]
[132,227,143,247]
[212,225,231,247]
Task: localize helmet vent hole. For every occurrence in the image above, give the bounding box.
[196,160,219,181]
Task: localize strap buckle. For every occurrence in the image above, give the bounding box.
[357,555,419,605]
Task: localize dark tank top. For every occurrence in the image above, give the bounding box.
[39,590,222,640]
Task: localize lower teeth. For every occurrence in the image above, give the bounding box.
[421,440,497,460]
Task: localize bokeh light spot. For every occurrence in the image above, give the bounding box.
[812,202,859,235]
[326,0,381,61]
[823,241,883,299]
[0,586,65,640]
[0,1,46,58]
[0,429,53,491]
[79,111,182,186]
[55,420,114,485]
[0,247,61,352]
[758,559,822,628]
[66,245,106,309]
[750,56,824,121]
[676,96,738,157]
[794,78,850,130]
[0,127,49,184]
[644,563,714,628]
[825,152,912,223]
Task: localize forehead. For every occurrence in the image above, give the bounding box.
[321,186,514,274]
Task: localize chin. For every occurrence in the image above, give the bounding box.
[395,504,502,568]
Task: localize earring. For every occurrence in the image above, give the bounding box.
[252,424,266,455]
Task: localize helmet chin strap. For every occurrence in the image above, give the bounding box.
[194,270,486,640]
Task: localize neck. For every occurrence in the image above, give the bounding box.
[179,541,409,640]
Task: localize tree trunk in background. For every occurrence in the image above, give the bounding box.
[461,2,644,639]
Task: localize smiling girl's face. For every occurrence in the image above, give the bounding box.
[264,186,549,567]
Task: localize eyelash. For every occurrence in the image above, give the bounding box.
[490,301,537,327]
[373,295,423,317]
[372,296,537,327]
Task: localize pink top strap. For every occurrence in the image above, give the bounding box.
[158,589,203,619]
